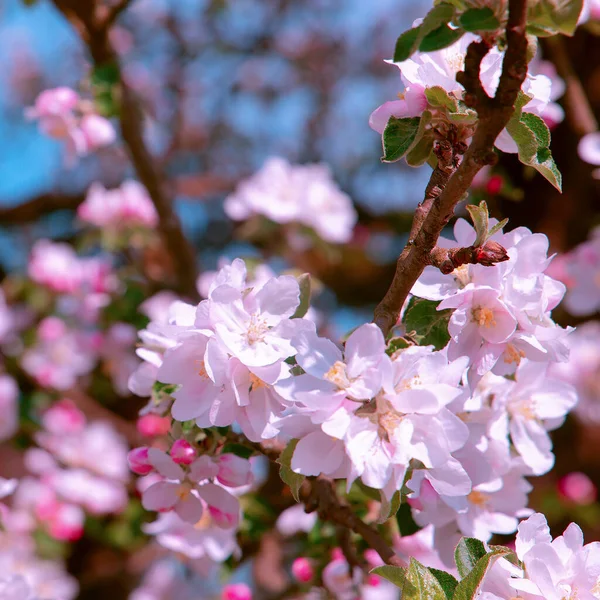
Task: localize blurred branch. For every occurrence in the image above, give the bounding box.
[0,194,84,226]
[373,0,528,335]
[543,35,598,137]
[50,0,199,298]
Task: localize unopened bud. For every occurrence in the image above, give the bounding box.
[291,557,314,583]
[222,583,252,600]
[558,472,597,505]
[475,240,509,266]
[485,174,503,195]
[170,439,197,465]
[137,414,171,437]
[127,447,152,475]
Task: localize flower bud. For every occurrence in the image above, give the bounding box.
[291,557,314,583]
[170,439,196,465]
[485,174,503,195]
[558,472,597,505]
[216,454,253,488]
[474,240,509,266]
[127,447,153,475]
[137,414,171,438]
[222,583,252,600]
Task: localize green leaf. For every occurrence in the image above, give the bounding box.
[90,62,121,118]
[394,27,422,62]
[382,116,421,162]
[403,558,448,600]
[487,218,509,239]
[371,565,407,588]
[454,537,486,578]
[465,201,489,247]
[291,273,311,318]
[458,8,500,31]
[453,547,514,600]
[507,111,562,192]
[393,3,456,61]
[277,439,305,502]
[527,0,584,36]
[386,336,411,356]
[396,501,421,536]
[402,297,451,350]
[377,490,402,523]
[406,110,435,167]
[419,25,464,53]
[429,569,458,600]
[425,86,458,111]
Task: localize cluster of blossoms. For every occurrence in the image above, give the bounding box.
[21,240,140,392]
[5,400,130,544]
[26,87,115,164]
[369,32,557,155]
[0,478,78,600]
[78,180,159,235]
[479,512,600,600]
[224,156,358,244]
[128,217,577,569]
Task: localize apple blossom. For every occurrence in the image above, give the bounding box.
[224,157,357,243]
[558,472,597,505]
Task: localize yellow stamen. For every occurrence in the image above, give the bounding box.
[472,307,497,328]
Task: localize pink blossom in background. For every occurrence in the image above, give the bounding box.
[291,557,314,583]
[224,157,357,244]
[550,321,600,423]
[137,414,171,437]
[78,180,158,231]
[222,583,252,600]
[26,87,115,164]
[557,472,597,505]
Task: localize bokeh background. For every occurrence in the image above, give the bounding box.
[0,0,599,597]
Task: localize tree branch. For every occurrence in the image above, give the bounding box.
[543,35,598,137]
[0,194,84,226]
[50,0,199,298]
[373,0,528,335]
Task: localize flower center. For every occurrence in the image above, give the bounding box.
[196,359,209,378]
[510,399,537,420]
[176,482,193,501]
[246,315,268,345]
[472,306,496,328]
[324,361,352,389]
[504,343,525,365]
[468,490,490,508]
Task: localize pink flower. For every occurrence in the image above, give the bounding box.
[222,583,252,600]
[137,414,171,437]
[128,447,153,475]
[78,181,158,231]
[558,472,597,505]
[291,557,314,583]
[215,454,253,488]
[41,399,86,435]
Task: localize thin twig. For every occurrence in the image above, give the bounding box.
[0,194,84,226]
[543,35,598,137]
[50,0,199,298]
[373,0,528,335]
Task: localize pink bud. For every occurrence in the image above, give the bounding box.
[485,174,503,195]
[170,439,196,465]
[558,472,597,505]
[216,454,253,488]
[47,503,85,542]
[331,547,345,561]
[137,414,171,437]
[127,447,153,475]
[291,557,314,583]
[474,240,510,266]
[222,583,252,600]
[366,574,381,587]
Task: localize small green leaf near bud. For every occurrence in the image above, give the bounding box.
[458,7,501,32]
[382,116,422,163]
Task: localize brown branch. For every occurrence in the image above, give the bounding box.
[373,0,528,335]
[50,0,199,298]
[0,194,84,226]
[543,35,598,137]
[428,240,509,274]
[301,477,406,568]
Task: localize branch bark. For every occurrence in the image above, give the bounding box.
[373,0,528,336]
[543,35,598,138]
[0,194,84,226]
[50,0,199,298]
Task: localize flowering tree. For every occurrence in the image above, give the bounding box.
[0,0,600,598]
